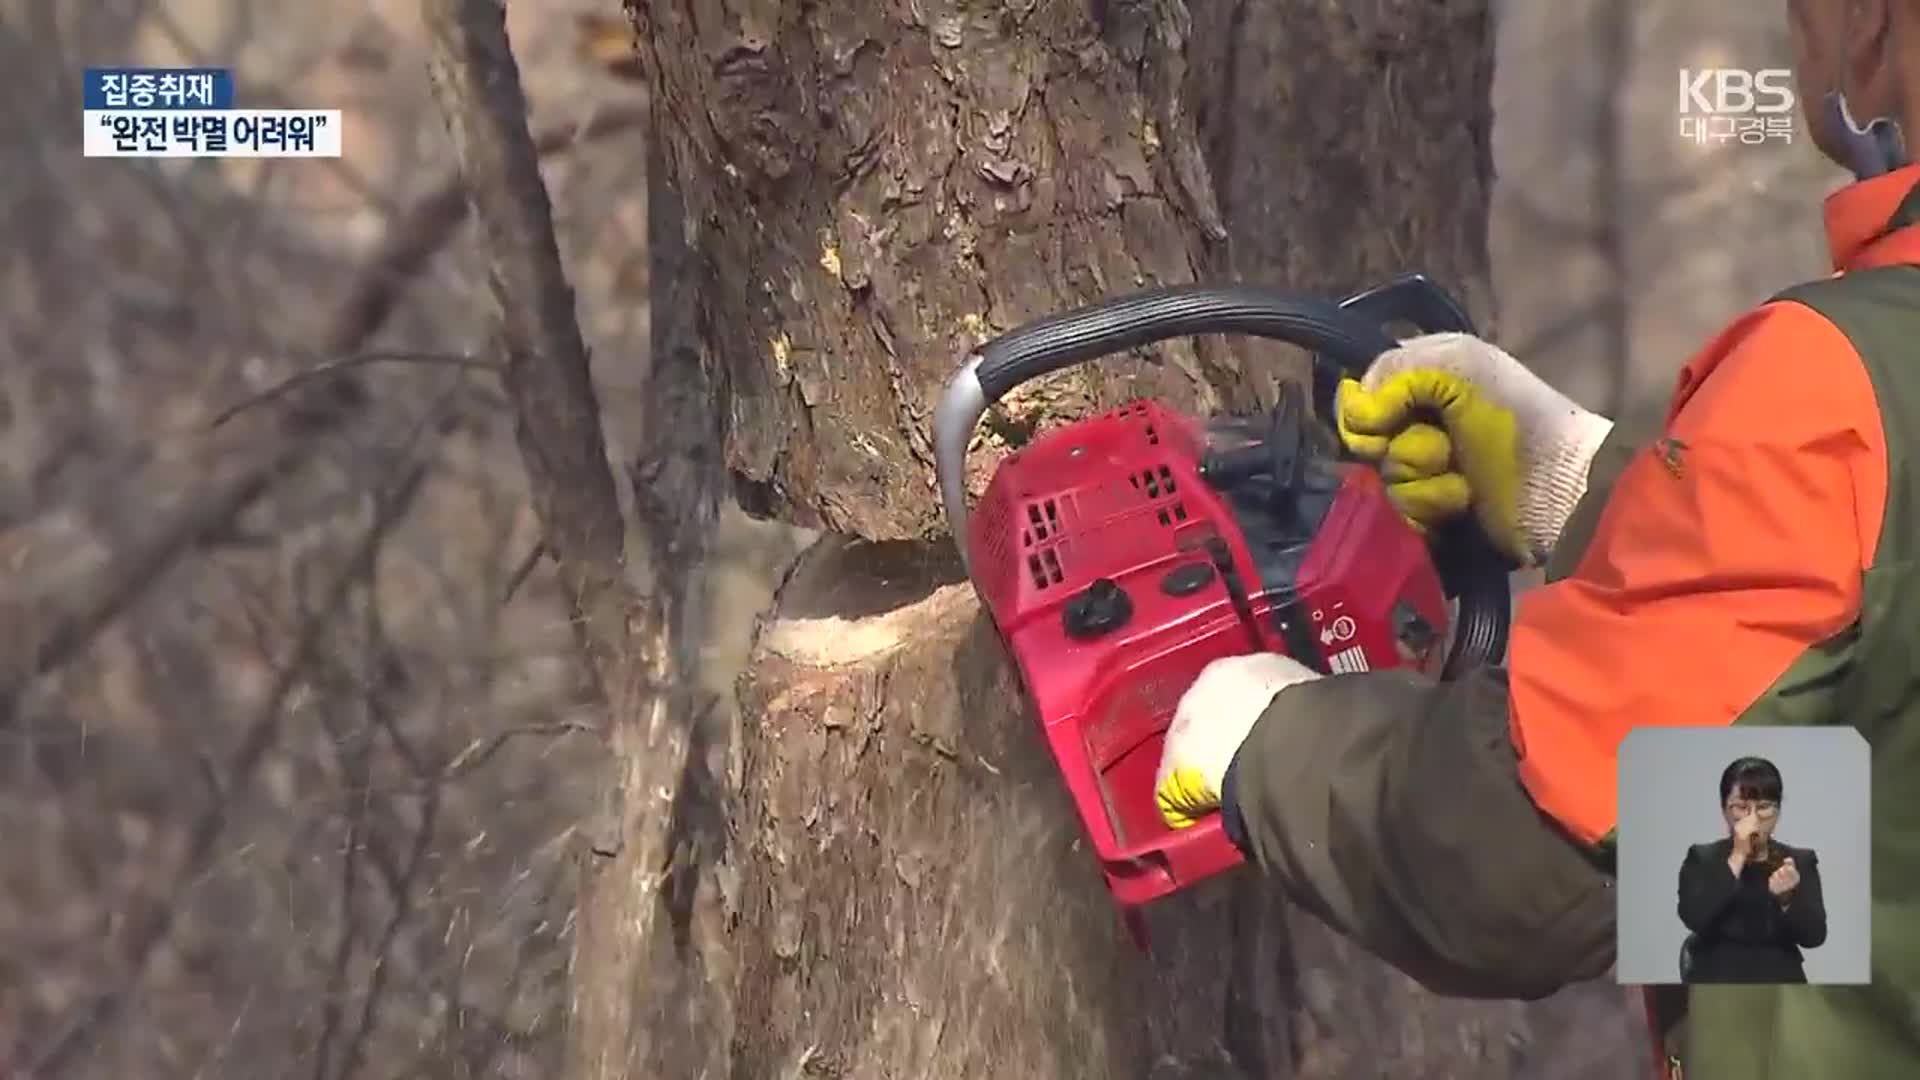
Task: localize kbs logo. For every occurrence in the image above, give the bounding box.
[1677,68,1794,147]
[1679,68,1794,114]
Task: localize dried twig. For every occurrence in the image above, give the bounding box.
[25,466,428,1077]
[207,350,500,430]
[311,686,372,1080]
[0,100,646,714]
[500,538,551,603]
[336,780,440,1080]
[321,102,648,360]
[0,435,303,713]
[441,719,598,779]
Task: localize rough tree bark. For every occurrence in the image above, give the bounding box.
[620,2,1628,1078]
[632,0,1264,542]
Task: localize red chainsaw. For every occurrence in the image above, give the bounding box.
[931,274,1513,949]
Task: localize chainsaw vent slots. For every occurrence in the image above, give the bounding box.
[1132,464,1178,498]
[1130,464,1189,528]
[1114,400,1161,446]
[1027,546,1065,590]
[969,493,1020,606]
[1025,499,1061,543]
[1019,497,1072,591]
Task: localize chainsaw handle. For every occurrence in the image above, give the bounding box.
[972,285,1395,401]
[931,279,1512,673]
[1308,272,1478,426]
[1309,273,1509,675]
[935,286,1397,572]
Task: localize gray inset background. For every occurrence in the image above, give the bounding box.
[1615,727,1872,985]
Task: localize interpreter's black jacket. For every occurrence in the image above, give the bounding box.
[1677,838,1827,984]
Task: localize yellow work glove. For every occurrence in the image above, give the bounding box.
[1155,653,1321,829]
[1334,333,1614,567]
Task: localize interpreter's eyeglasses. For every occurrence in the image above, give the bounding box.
[1726,800,1779,818]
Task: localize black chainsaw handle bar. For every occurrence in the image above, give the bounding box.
[932,276,1511,675]
[970,285,1396,400]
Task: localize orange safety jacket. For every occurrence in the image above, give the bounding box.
[1510,164,1920,1080]
[1505,166,1920,846]
[1222,162,1920,1080]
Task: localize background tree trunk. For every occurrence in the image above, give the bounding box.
[423,3,723,1078]
[620,1,1629,1077]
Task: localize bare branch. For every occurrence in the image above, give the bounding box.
[311,693,372,1080]
[206,350,501,430]
[322,102,648,359]
[500,538,551,603]
[24,465,428,1077]
[441,720,597,780]
[336,782,441,1080]
[0,99,645,713]
[0,431,305,714]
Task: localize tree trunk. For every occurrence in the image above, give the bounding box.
[631,0,1259,542]
[619,2,1632,1078]
[421,4,722,1079]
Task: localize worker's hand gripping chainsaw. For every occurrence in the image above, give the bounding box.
[930,275,1513,948]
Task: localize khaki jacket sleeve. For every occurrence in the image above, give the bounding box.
[1217,422,1643,1000]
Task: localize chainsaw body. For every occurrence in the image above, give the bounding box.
[931,275,1512,947]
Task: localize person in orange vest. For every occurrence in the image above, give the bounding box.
[1153,2,1919,1076]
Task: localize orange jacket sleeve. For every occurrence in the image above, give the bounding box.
[1507,300,1888,844]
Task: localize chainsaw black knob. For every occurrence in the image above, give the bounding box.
[1063,578,1134,641]
[1160,562,1216,597]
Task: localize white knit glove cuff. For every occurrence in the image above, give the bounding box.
[1157,653,1322,810]
[1373,334,1615,567]
[1513,403,1614,566]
